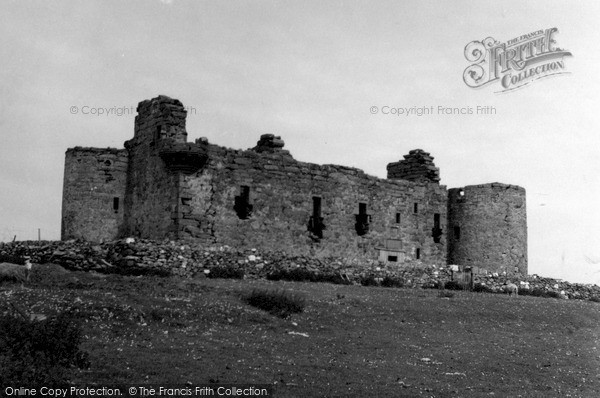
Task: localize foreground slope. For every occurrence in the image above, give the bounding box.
[2,269,600,397]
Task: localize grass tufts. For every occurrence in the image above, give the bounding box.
[243,288,306,318]
[380,275,404,288]
[519,288,562,299]
[0,309,90,386]
[438,290,455,298]
[472,283,493,293]
[444,280,464,291]
[207,265,245,279]
[266,268,351,285]
[359,275,379,287]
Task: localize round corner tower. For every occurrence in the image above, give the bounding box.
[447,182,527,275]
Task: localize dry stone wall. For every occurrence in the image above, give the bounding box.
[0,239,594,301]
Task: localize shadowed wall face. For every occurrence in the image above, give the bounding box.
[447,183,528,275]
[122,96,189,239]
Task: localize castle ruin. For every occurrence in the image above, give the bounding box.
[61,95,528,275]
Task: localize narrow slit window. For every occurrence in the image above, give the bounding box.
[416,248,421,259]
[355,202,369,236]
[414,203,418,213]
[359,202,367,215]
[241,186,250,201]
[454,226,461,240]
[395,213,401,223]
[313,197,322,218]
[113,197,119,213]
[234,185,253,219]
[309,196,324,239]
[432,213,442,243]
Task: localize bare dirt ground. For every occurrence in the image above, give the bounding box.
[2,265,600,397]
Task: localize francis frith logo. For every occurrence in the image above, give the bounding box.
[463,28,572,92]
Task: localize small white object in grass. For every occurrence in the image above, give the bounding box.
[288,331,309,337]
[291,322,298,326]
[125,237,135,244]
[444,372,466,377]
[29,314,47,321]
[204,269,210,275]
[248,255,257,262]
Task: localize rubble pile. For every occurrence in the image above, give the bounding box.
[1,239,599,301]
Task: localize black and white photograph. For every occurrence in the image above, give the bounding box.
[1,1,599,396]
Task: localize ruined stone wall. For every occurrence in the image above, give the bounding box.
[447,183,527,275]
[179,135,448,264]
[61,95,528,270]
[61,147,128,242]
[122,96,188,240]
[386,149,440,183]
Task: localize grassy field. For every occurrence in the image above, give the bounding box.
[2,266,600,397]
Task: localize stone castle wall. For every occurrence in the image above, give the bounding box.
[447,183,528,275]
[178,139,447,263]
[121,96,191,240]
[61,95,527,273]
[61,147,128,242]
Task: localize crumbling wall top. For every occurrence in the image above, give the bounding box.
[386,149,440,183]
[450,183,526,193]
[252,134,286,153]
[66,147,127,155]
[136,95,185,119]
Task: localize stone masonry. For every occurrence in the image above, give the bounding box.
[61,95,528,275]
[447,184,528,275]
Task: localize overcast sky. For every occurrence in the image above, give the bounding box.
[1,0,599,284]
